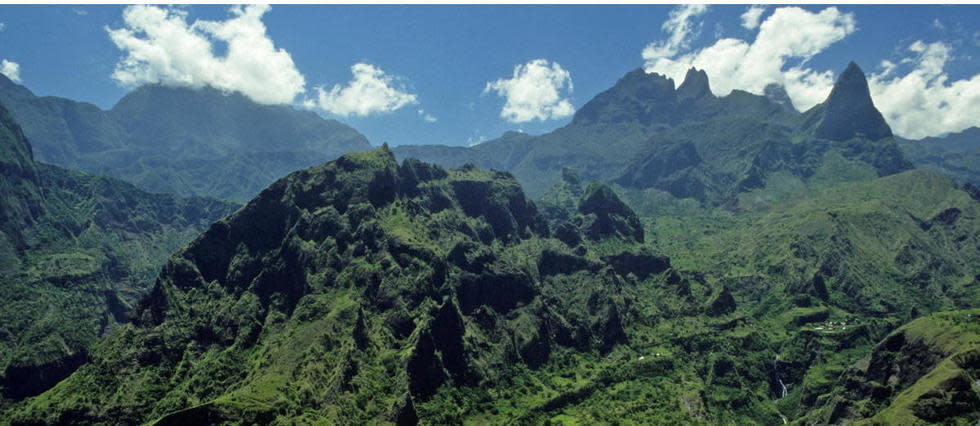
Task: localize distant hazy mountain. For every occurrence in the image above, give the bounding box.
[395,63,911,206]
[0,102,238,402]
[898,126,980,186]
[0,76,372,202]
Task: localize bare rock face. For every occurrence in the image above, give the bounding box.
[577,183,645,243]
[816,62,893,142]
[677,68,712,101]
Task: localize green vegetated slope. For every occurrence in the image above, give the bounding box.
[7,145,979,425]
[802,309,980,425]
[547,163,980,425]
[0,76,372,202]
[0,102,238,404]
[5,146,663,424]
[899,127,980,187]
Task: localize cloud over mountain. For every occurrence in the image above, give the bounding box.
[107,5,306,105]
[485,59,575,123]
[0,59,20,83]
[644,6,855,112]
[642,5,980,139]
[869,40,980,139]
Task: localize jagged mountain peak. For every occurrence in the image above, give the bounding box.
[840,61,865,84]
[815,61,893,141]
[677,67,711,99]
[0,73,35,100]
[571,68,676,126]
[622,68,677,93]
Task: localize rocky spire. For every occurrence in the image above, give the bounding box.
[677,67,712,99]
[815,62,892,141]
[571,68,676,126]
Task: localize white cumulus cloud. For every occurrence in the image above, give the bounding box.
[484,59,575,123]
[1,59,21,83]
[641,5,980,138]
[741,6,766,30]
[107,5,305,105]
[869,41,980,139]
[314,63,418,117]
[644,6,857,112]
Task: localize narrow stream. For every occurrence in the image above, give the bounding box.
[773,354,790,424]
[772,354,789,399]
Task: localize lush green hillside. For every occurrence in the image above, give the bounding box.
[0,76,372,202]
[5,147,658,424]
[899,127,980,187]
[7,145,978,425]
[802,309,980,425]
[0,103,238,404]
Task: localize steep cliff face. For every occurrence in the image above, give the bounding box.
[803,309,980,425]
[0,103,42,253]
[814,62,893,142]
[0,102,238,403]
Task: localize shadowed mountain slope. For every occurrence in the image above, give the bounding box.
[802,309,980,425]
[812,62,893,142]
[0,103,238,403]
[899,126,980,187]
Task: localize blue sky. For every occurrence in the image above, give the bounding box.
[0,5,978,144]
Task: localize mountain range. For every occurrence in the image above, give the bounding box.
[395,63,912,208]
[0,75,371,202]
[0,61,978,424]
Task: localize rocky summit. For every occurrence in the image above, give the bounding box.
[815,62,894,142]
